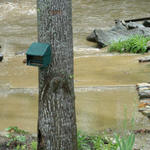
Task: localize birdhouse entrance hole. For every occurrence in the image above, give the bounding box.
[28,55,43,66]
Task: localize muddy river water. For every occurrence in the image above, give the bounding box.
[0,0,150,134]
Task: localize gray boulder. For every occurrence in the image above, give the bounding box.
[0,54,3,62]
[87,21,150,47]
[143,20,150,27]
[0,46,2,62]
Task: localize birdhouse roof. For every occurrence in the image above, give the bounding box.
[26,42,50,56]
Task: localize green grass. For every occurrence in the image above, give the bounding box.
[108,35,150,53]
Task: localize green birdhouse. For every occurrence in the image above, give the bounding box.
[26,42,51,67]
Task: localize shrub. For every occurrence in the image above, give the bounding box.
[108,35,150,53]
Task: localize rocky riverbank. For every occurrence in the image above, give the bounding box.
[137,83,150,118]
[87,21,150,48]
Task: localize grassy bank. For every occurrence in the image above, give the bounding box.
[108,35,150,53]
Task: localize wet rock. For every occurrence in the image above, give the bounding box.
[138,89,150,99]
[136,83,150,89]
[138,102,150,117]
[136,82,150,118]
[140,99,150,103]
[86,31,97,42]
[15,50,26,55]
[146,41,150,50]
[141,110,150,117]
[138,105,150,112]
[138,102,150,109]
[0,54,3,62]
[0,46,3,62]
[124,21,144,29]
[136,83,150,95]
[87,21,150,47]
[134,129,150,134]
[143,20,150,27]
[138,56,150,63]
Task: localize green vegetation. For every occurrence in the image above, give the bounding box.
[5,126,28,135]
[77,131,117,150]
[1,126,136,150]
[108,35,150,53]
[77,131,135,150]
[4,126,37,150]
[5,126,27,147]
[31,141,37,150]
[114,133,135,150]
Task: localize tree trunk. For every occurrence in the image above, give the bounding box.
[37,0,77,150]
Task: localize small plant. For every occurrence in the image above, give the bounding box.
[5,126,28,134]
[109,35,150,53]
[15,144,27,150]
[77,131,91,150]
[5,133,26,147]
[115,133,135,150]
[5,126,27,148]
[77,131,118,150]
[3,126,38,150]
[91,135,118,150]
[31,141,37,150]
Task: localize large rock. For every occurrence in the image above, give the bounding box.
[0,45,2,62]
[138,56,150,63]
[87,21,150,47]
[136,83,150,99]
[0,54,3,62]
[136,83,150,118]
[15,50,26,55]
[143,20,150,27]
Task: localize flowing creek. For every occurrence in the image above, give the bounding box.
[0,0,150,135]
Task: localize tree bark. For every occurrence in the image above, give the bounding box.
[37,0,77,150]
